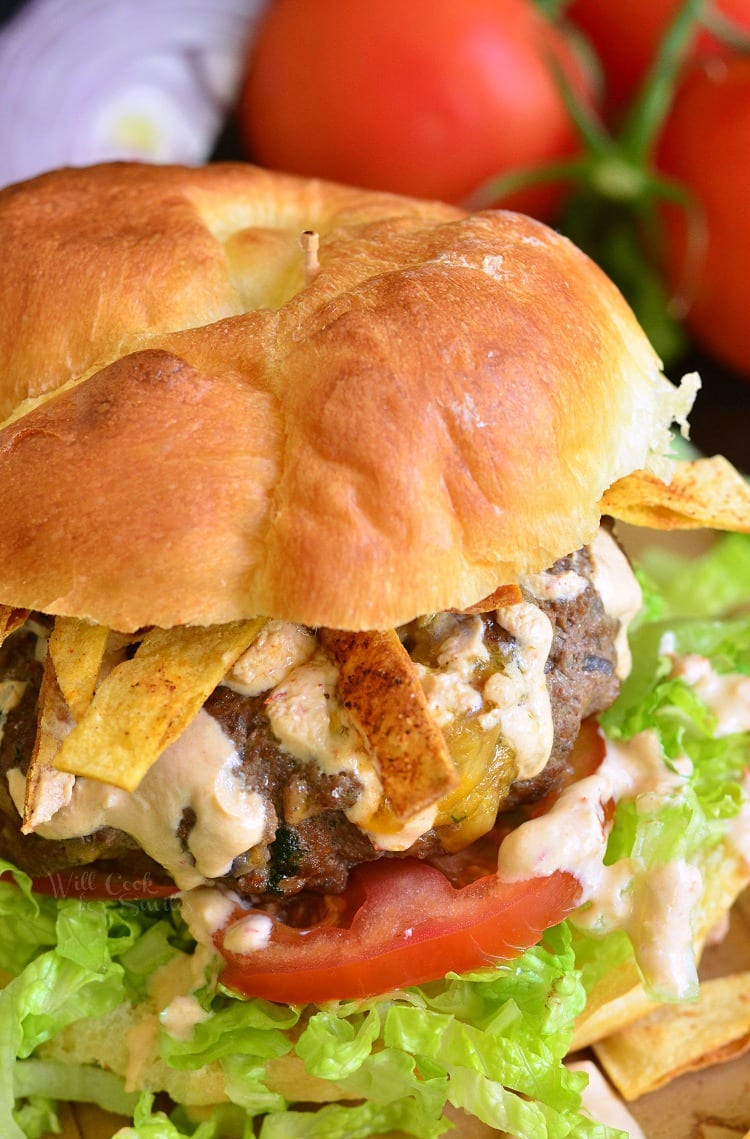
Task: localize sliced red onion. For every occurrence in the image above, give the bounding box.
[0,0,268,188]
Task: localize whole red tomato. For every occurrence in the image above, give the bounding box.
[657,55,750,377]
[568,0,750,113]
[238,0,595,220]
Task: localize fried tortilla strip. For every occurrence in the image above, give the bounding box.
[601,456,750,532]
[459,583,523,614]
[320,628,458,820]
[594,971,750,1101]
[23,653,75,832]
[48,617,110,723]
[0,605,29,648]
[53,618,266,792]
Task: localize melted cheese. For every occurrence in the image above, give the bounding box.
[229,526,638,846]
[226,620,316,697]
[415,603,555,784]
[28,710,267,889]
[365,803,438,853]
[18,524,644,868]
[481,601,555,781]
[589,529,642,679]
[414,615,486,728]
[520,568,588,602]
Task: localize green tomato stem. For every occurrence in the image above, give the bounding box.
[619,0,705,162]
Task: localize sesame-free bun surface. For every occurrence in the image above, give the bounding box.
[0,163,692,632]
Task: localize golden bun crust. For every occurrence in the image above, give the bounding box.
[0,162,689,631]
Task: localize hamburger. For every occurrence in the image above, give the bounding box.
[0,161,749,1139]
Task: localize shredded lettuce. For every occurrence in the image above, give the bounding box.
[108,1095,249,1138]
[0,862,186,1138]
[150,924,614,1138]
[153,923,609,1137]
[0,880,621,1138]
[2,535,749,1137]
[14,1058,139,1117]
[574,534,750,999]
[602,540,750,874]
[636,531,750,622]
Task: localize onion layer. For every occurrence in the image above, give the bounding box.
[0,0,268,188]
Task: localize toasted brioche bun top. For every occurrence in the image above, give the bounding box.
[0,162,692,632]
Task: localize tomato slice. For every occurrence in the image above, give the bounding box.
[217,861,580,1005]
[217,719,606,1005]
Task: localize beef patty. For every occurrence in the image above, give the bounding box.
[0,545,620,899]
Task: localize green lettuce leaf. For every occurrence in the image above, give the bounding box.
[637,532,750,621]
[0,861,57,976]
[577,535,750,1000]
[4,909,624,1138]
[0,874,185,1138]
[14,1058,138,1117]
[107,1093,244,1138]
[159,999,298,1071]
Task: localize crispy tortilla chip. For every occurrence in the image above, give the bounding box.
[601,456,750,532]
[23,654,75,833]
[320,628,458,820]
[0,605,29,647]
[459,584,523,614]
[594,972,750,1100]
[48,617,110,723]
[570,962,660,1054]
[53,619,265,792]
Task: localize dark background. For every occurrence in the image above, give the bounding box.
[674,350,750,471]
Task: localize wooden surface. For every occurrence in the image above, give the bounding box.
[55,1104,129,1138]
